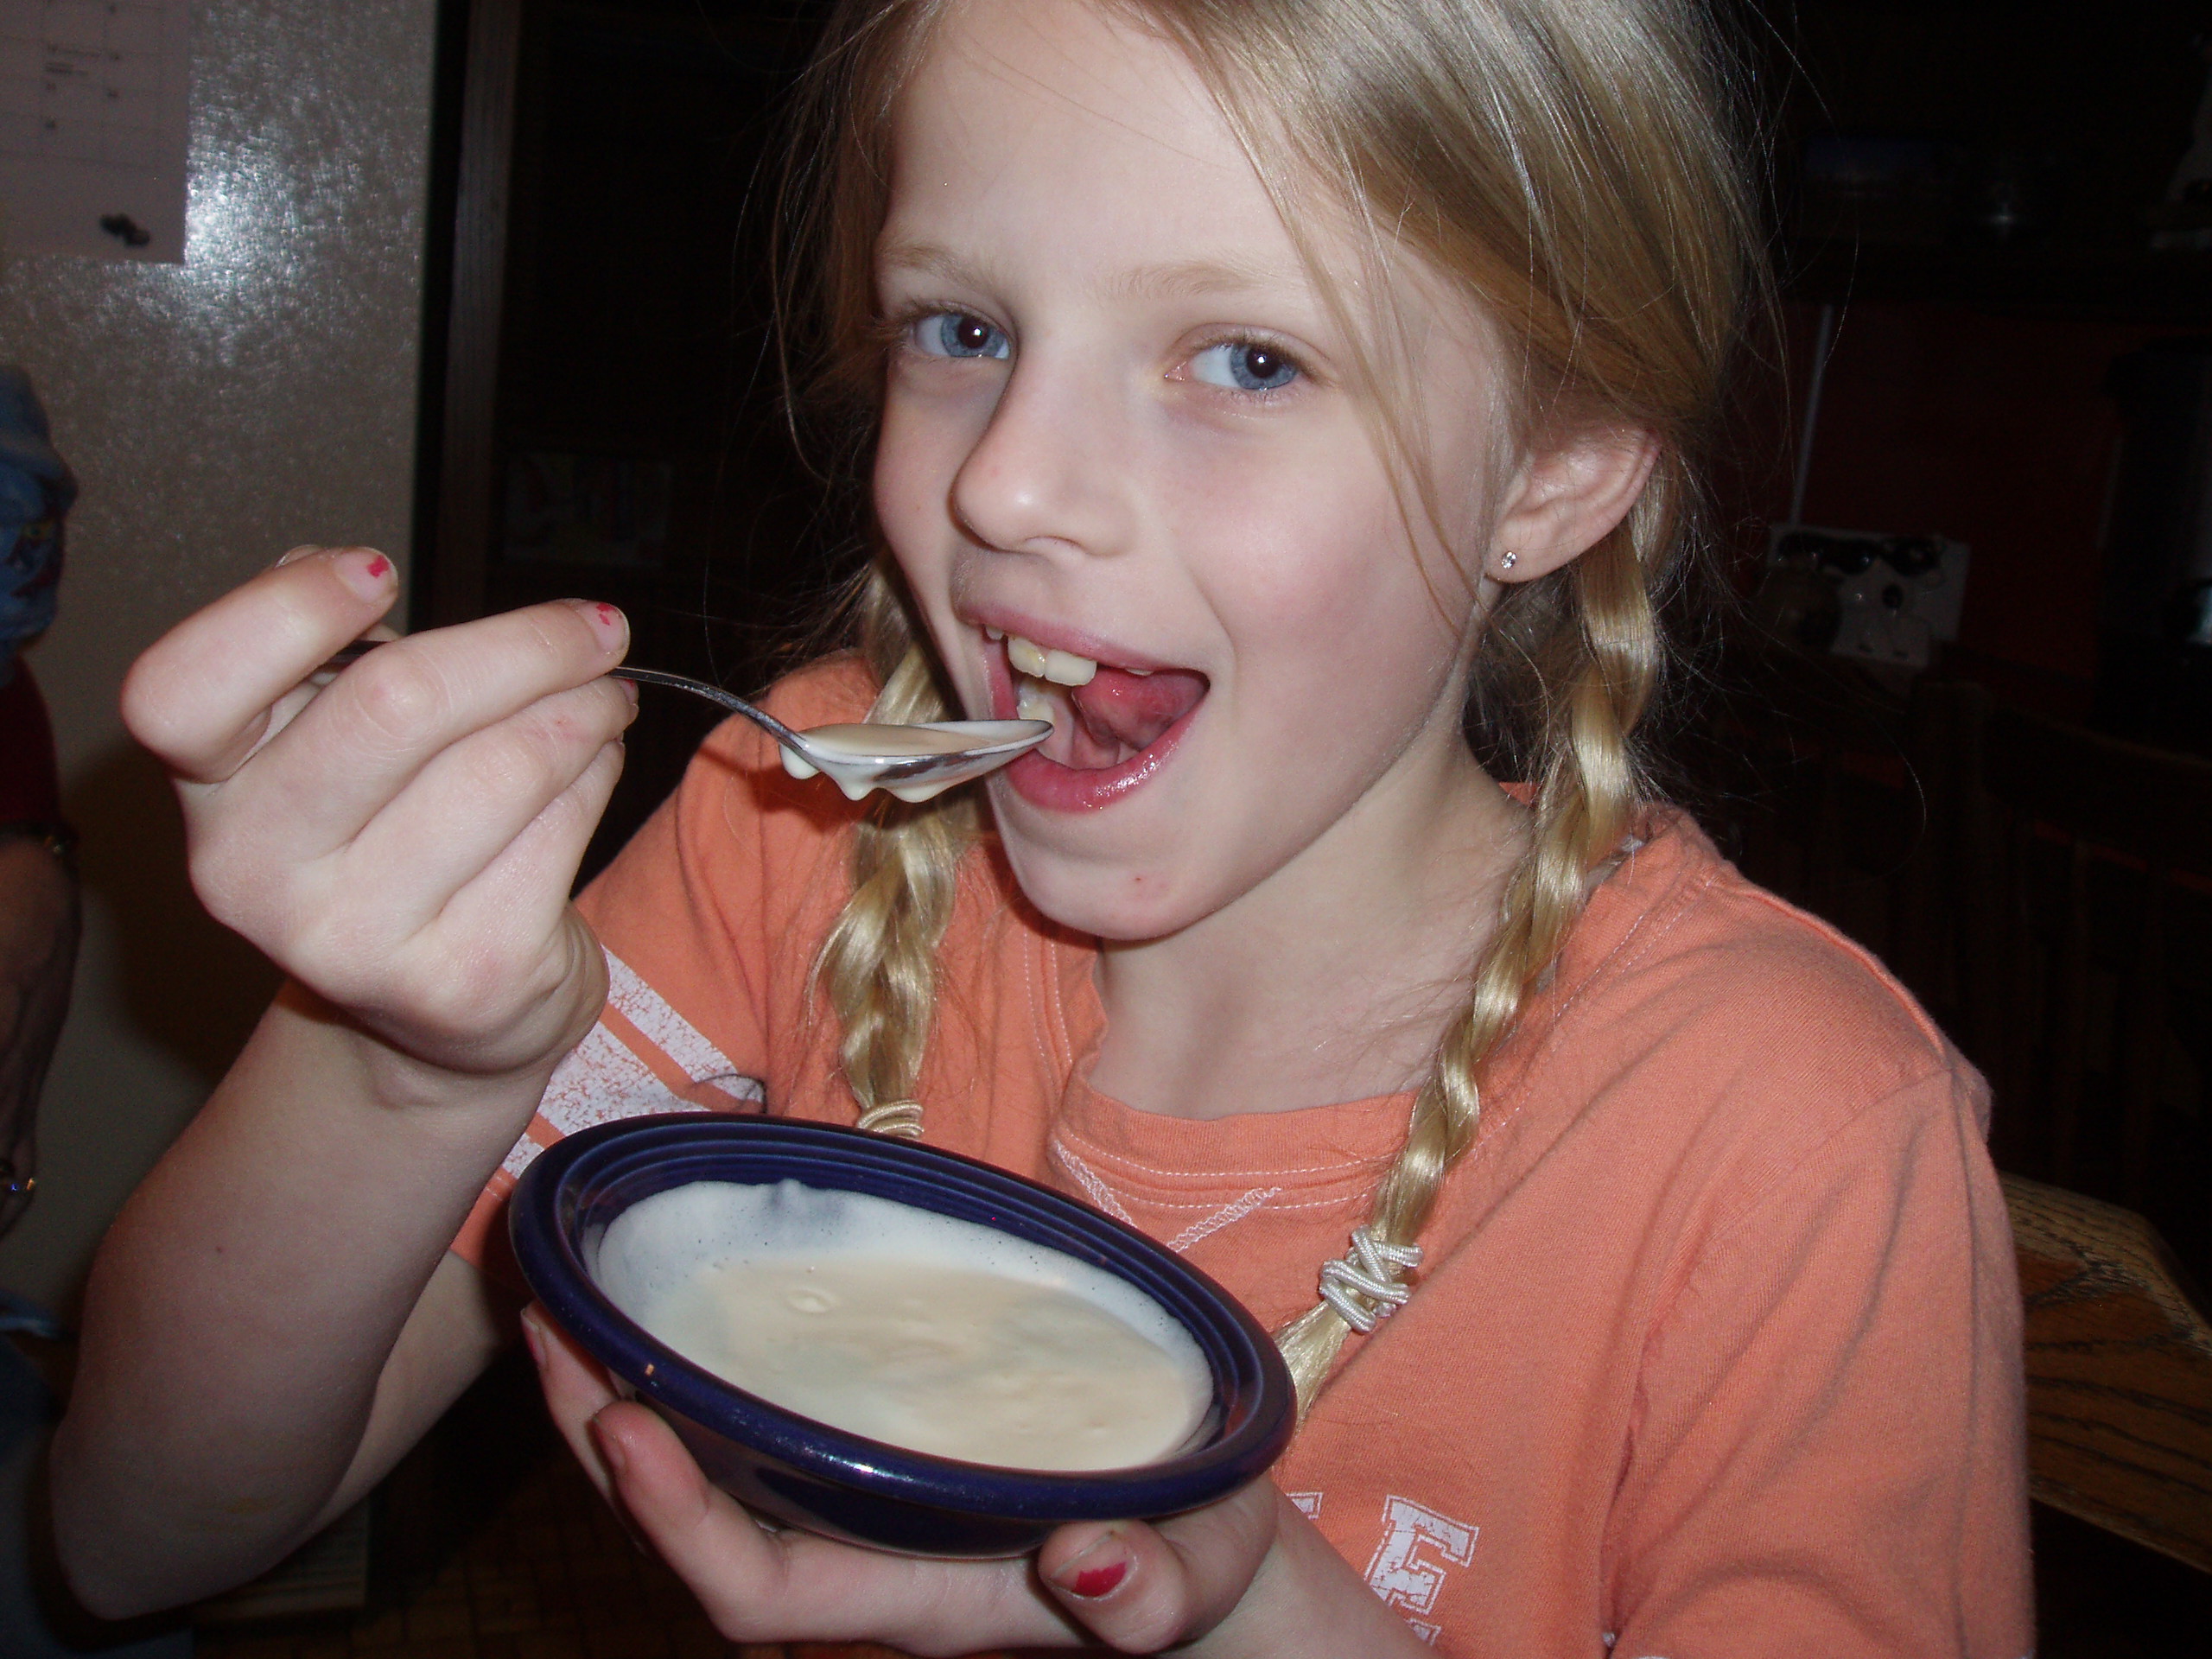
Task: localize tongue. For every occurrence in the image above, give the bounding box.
[1067,667,1207,758]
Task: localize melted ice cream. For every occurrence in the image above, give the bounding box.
[778,720,1047,803]
[795,722,993,757]
[592,1180,1212,1471]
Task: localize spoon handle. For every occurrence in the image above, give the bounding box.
[317,640,808,751]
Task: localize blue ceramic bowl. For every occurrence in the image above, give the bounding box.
[509,1113,1296,1557]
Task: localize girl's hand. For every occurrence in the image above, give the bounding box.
[121,547,639,1084]
[524,1305,1332,1656]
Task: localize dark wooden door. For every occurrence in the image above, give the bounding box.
[420,0,843,880]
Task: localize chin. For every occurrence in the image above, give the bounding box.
[995,838,1211,945]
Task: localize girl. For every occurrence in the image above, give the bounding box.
[54,0,2032,1652]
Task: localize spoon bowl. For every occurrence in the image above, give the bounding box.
[774,718,1053,802]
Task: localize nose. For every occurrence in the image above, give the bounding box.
[949,349,1134,561]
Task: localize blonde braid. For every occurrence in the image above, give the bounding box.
[1278,524,1662,1410]
[812,563,978,1137]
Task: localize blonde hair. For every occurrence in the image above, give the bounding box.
[785,0,1764,1408]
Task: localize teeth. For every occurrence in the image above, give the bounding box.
[1017,681,1055,723]
[1003,632,1096,687]
[1042,647,1096,686]
[984,626,1004,641]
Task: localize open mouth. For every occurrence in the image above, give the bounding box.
[985,626,1208,805]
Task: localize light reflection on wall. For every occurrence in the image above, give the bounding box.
[0,0,435,1311]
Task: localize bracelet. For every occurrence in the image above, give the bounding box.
[0,819,76,868]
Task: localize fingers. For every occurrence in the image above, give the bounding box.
[243,600,632,861]
[585,1402,804,1620]
[523,1307,1071,1656]
[522,1304,622,1504]
[124,556,641,1080]
[336,688,634,934]
[124,546,400,785]
[417,736,626,951]
[172,593,634,985]
[586,1404,1062,1655]
[1037,1479,1281,1653]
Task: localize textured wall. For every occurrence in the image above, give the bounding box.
[0,0,435,1309]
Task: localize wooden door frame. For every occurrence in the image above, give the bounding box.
[415,0,523,631]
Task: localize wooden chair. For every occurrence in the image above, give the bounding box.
[1954,696,2212,1205]
[1695,643,1957,1009]
[2006,1173,2212,1573]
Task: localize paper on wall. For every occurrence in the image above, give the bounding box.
[0,1,188,263]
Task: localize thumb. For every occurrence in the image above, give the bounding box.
[1037,1479,1279,1653]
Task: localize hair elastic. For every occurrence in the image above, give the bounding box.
[857,1099,925,1137]
[1317,1226,1422,1333]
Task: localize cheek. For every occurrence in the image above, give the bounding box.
[872,397,981,620]
[1167,442,1462,671]
[872,396,949,546]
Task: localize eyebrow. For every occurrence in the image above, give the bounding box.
[876,239,1293,302]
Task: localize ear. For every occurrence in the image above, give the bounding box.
[1485,425,1659,583]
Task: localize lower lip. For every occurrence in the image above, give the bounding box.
[986,652,1199,812]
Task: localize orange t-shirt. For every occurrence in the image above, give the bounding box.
[454,659,2033,1656]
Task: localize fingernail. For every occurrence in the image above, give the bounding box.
[588,1408,629,1478]
[570,599,628,652]
[334,548,395,599]
[585,1414,652,1555]
[273,543,323,569]
[518,1308,547,1370]
[618,677,639,709]
[1051,1535,1131,1599]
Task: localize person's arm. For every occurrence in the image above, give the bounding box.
[0,826,78,1231]
[1601,1071,2034,1656]
[50,548,637,1617]
[54,993,536,1614]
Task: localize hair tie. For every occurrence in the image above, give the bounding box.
[856,1099,925,1138]
[1317,1225,1422,1333]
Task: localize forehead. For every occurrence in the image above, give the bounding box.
[880,0,1303,294]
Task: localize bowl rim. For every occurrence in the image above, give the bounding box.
[509,1112,1297,1524]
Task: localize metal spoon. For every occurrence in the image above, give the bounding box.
[320,641,1049,803]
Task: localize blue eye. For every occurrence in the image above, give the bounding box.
[1191,340,1300,393]
[912,313,1010,360]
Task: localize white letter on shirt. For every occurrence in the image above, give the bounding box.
[1364,1496,1478,1643]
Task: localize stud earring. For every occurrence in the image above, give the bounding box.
[1498,550,1519,572]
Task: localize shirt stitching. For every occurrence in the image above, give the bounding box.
[1046,1141,1138,1224]
[1026,927,1058,1079]
[1040,1177,1357,1217]
[1050,1128,1388,1185]
[1165,1186,1286,1252]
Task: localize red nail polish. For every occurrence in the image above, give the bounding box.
[573,599,626,649]
[1070,1559,1128,1599]
[334,548,396,600]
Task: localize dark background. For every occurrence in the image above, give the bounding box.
[410,0,2212,849]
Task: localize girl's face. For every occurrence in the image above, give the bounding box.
[874,0,1514,942]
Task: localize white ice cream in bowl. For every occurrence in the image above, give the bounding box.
[590,1179,1214,1472]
